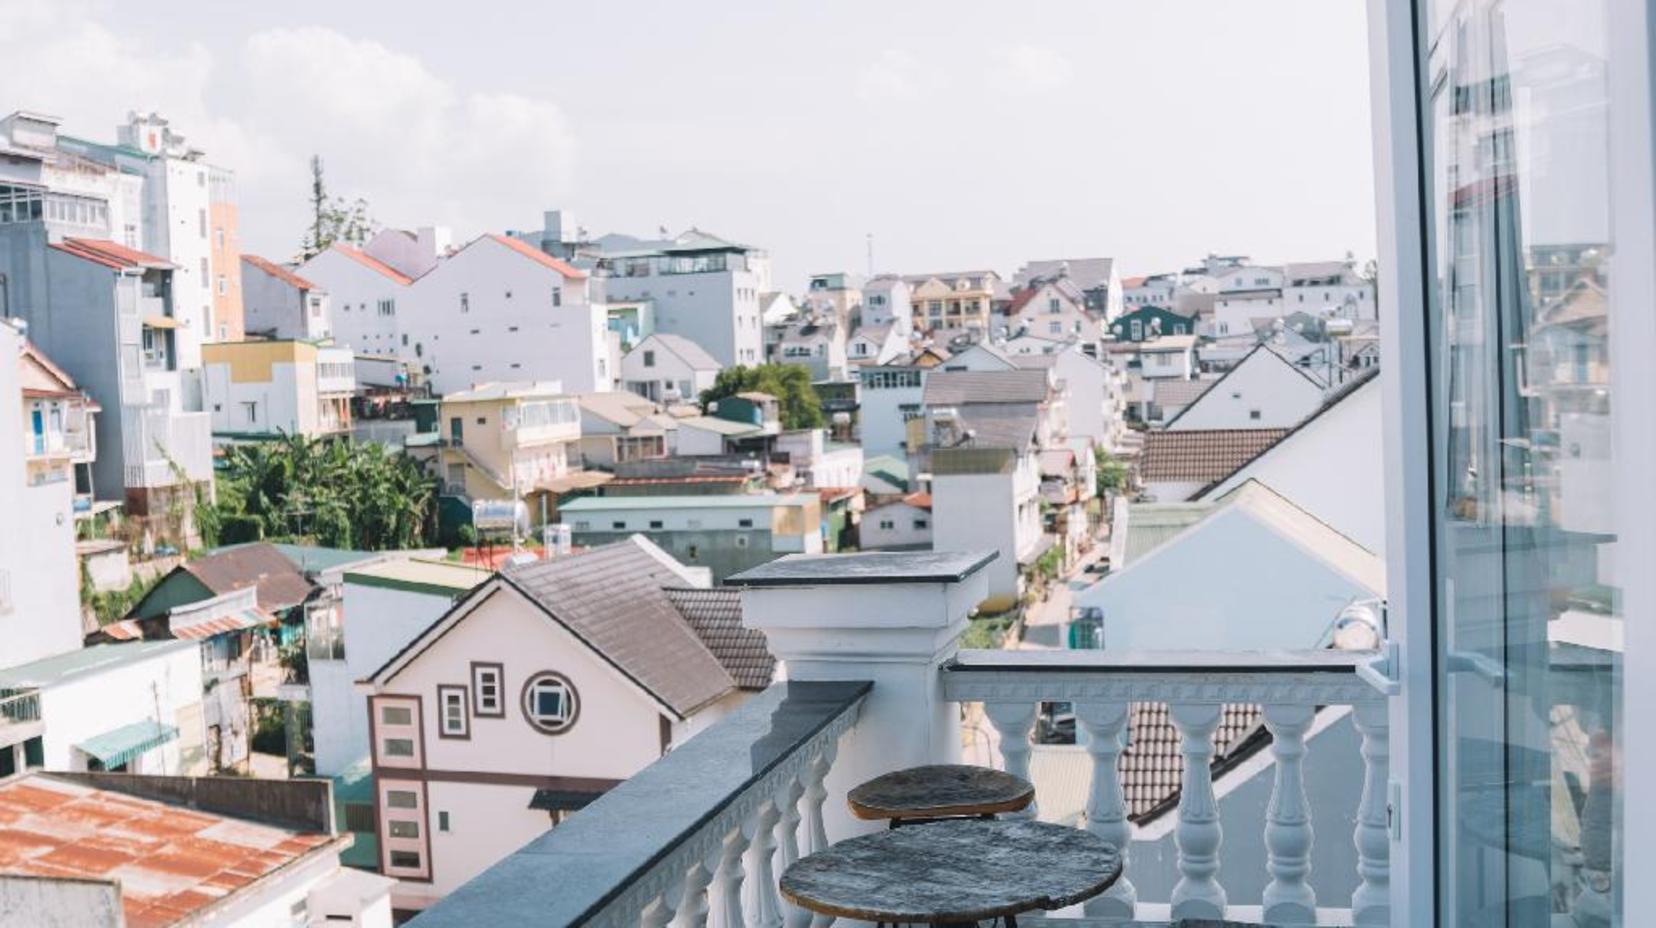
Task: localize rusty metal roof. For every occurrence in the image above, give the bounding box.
[179,543,315,613]
[0,773,337,928]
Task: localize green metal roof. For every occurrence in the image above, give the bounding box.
[77,720,178,769]
[0,640,196,689]
[209,541,379,575]
[1120,501,1216,565]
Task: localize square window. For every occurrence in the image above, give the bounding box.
[389,850,422,870]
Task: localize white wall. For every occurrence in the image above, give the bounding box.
[931,460,1038,603]
[601,264,764,366]
[861,502,932,549]
[296,249,407,361]
[205,357,313,437]
[408,238,609,396]
[619,335,718,403]
[36,643,205,773]
[1200,377,1385,554]
[857,369,925,458]
[0,324,82,669]
[1167,349,1326,431]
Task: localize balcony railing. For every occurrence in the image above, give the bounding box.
[943,649,1390,926]
[0,689,40,727]
[410,680,869,928]
[121,406,213,488]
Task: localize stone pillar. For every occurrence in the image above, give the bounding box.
[737,550,995,841]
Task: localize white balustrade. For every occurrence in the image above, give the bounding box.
[940,648,1393,927]
[1263,703,1317,924]
[709,824,749,928]
[747,797,784,928]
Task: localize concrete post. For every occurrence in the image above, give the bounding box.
[735,550,995,842]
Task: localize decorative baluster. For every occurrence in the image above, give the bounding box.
[982,700,1039,820]
[773,774,807,928]
[1263,704,1317,924]
[1351,702,1391,926]
[796,745,836,928]
[641,875,683,928]
[748,796,785,928]
[671,859,715,928]
[1077,701,1136,920]
[1170,703,1226,921]
[709,824,750,928]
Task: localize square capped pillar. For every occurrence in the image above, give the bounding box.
[732,550,996,840]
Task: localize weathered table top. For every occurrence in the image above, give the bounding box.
[848,764,1035,821]
[779,819,1120,923]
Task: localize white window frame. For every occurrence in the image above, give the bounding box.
[522,671,578,734]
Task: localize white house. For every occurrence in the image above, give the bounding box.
[1136,334,1198,379]
[1075,479,1385,650]
[946,342,1120,451]
[860,492,933,550]
[0,323,84,670]
[241,254,331,340]
[1283,259,1375,321]
[310,556,491,778]
[357,537,772,915]
[619,332,721,404]
[406,234,608,396]
[1165,344,1326,431]
[857,363,927,458]
[1197,370,1384,553]
[846,323,908,367]
[0,772,394,928]
[774,318,847,380]
[203,340,356,439]
[1001,278,1102,347]
[861,275,913,334]
[576,391,672,469]
[296,244,414,361]
[930,423,1045,610]
[1011,257,1122,319]
[775,428,863,488]
[560,494,823,583]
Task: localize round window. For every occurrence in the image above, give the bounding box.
[521,671,579,735]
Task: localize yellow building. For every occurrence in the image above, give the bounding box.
[903,271,1000,334]
[437,382,582,503]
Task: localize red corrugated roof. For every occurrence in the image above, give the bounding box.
[902,491,933,510]
[331,244,414,285]
[241,254,317,291]
[50,238,175,271]
[487,234,589,279]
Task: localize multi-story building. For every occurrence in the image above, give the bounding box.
[861,274,913,334]
[437,382,581,503]
[207,165,244,341]
[1012,257,1122,319]
[803,272,863,329]
[514,210,769,367]
[407,234,608,396]
[857,361,928,457]
[904,270,1001,334]
[1282,259,1376,320]
[357,537,771,918]
[773,317,848,380]
[296,243,415,363]
[241,254,331,340]
[559,493,823,582]
[930,436,1044,610]
[1000,277,1103,351]
[203,340,356,440]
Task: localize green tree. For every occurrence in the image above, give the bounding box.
[205,434,435,551]
[299,155,378,260]
[1095,446,1129,498]
[698,364,824,430]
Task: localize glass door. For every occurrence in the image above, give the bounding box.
[1419,0,1622,924]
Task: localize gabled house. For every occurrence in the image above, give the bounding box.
[846,322,907,367]
[860,492,932,550]
[773,317,848,380]
[861,275,913,334]
[1001,277,1101,349]
[1011,257,1122,318]
[1108,305,1196,343]
[436,382,582,504]
[620,332,722,405]
[357,536,772,915]
[903,271,1001,333]
[576,391,671,469]
[241,253,331,341]
[1137,427,1290,502]
[1164,344,1326,431]
[296,243,415,363]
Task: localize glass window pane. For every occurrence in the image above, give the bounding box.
[1421,0,1621,922]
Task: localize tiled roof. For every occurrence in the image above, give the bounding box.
[500,538,737,715]
[663,587,774,690]
[1121,702,1263,820]
[487,233,589,279]
[0,773,337,928]
[331,244,414,285]
[1151,377,1216,409]
[1139,428,1290,483]
[240,253,317,291]
[179,543,315,613]
[50,238,175,271]
[921,369,1051,406]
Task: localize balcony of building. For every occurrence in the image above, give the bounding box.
[410,551,1403,928]
[120,405,214,489]
[0,688,44,753]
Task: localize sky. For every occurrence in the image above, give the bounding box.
[0,0,1377,289]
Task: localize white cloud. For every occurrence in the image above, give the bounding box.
[0,8,576,260]
[857,49,939,102]
[989,44,1074,94]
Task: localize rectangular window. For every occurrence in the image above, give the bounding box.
[388,820,420,839]
[612,521,626,530]
[386,790,418,810]
[738,518,753,528]
[438,685,469,738]
[643,350,655,368]
[383,738,414,758]
[649,520,663,529]
[439,811,451,832]
[381,705,412,726]
[472,664,504,717]
[460,292,470,313]
[552,286,562,307]
[914,519,929,529]
[389,850,422,870]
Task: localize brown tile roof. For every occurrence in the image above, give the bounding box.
[1139,428,1290,483]
[922,370,1051,406]
[180,543,315,613]
[331,244,414,285]
[0,773,336,928]
[240,253,317,291]
[500,539,736,715]
[664,587,775,690]
[50,238,175,271]
[1123,702,1264,821]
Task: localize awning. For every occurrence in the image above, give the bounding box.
[528,788,607,812]
[171,608,267,640]
[142,315,180,329]
[77,720,178,769]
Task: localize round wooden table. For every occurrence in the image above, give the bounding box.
[848,764,1034,825]
[780,818,1120,927]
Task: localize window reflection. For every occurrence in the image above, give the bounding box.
[1424,0,1620,923]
